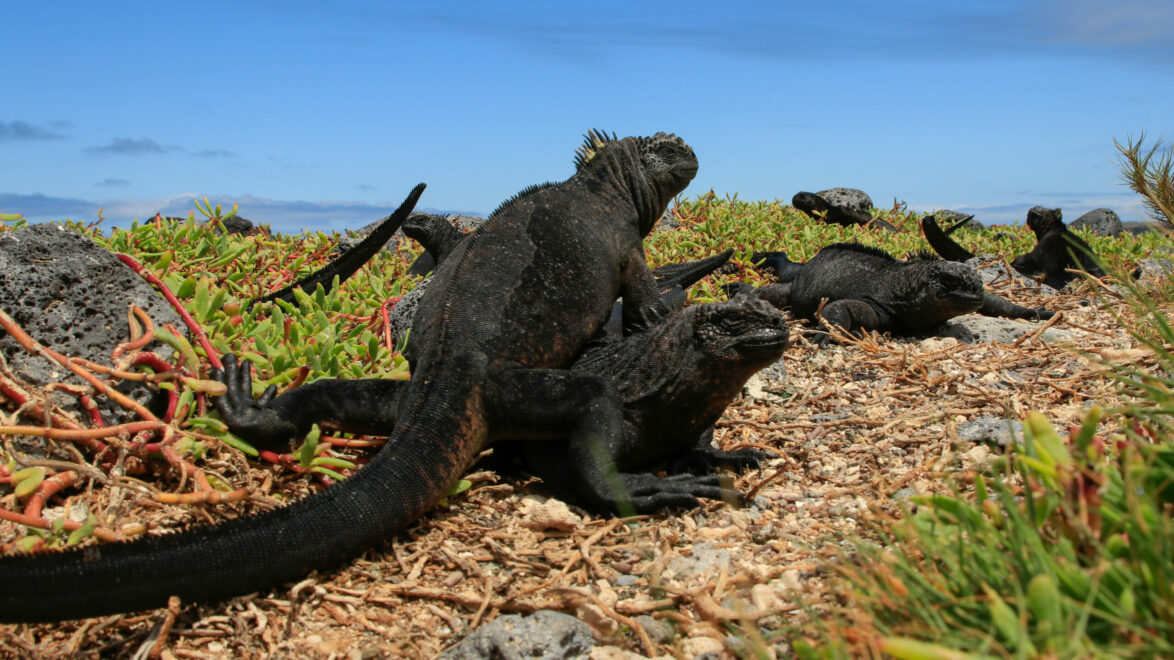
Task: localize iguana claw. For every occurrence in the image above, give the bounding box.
[210,353,300,450]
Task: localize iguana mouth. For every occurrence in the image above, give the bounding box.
[734,329,789,356]
[946,290,984,305]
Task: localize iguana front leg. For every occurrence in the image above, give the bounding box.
[657,428,770,475]
[212,354,407,451]
[619,255,669,335]
[979,292,1054,321]
[487,368,739,513]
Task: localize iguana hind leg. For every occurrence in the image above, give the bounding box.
[811,299,885,347]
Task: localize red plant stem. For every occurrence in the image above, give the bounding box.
[0,307,159,422]
[0,372,100,447]
[322,435,387,448]
[0,507,121,542]
[127,351,178,375]
[23,470,77,519]
[112,305,156,359]
[381,297,402,353]
[78,394,106,427]
[0,420,166,441]
[115,253,222,369]
[162,389,179,422]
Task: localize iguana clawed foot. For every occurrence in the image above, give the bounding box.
[615,471,742,512]
[210,353,300,450]
[663,445,770,475]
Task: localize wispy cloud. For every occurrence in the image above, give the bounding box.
[1,192,481,233]
[96,178,132,187]
[0,120,67,142]
[396,1,1174,66]
[193,149,235,158]
[83,137,176,157]
[913,190,1148,225]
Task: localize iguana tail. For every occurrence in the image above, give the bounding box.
[750,251,804,283]
[652,249,733,290]
[248,183,426,309]
[0,379,479,623]
[920,215,976,262]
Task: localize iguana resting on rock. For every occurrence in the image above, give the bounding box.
[0,130,699,622]
[730,243,1052,346]
[922,207,1105,289]
[792,191,898,232]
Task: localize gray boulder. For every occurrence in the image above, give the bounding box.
[938,314,1072,344]
[1070,208,1123,236]
[815,187,872,213]
[0,223,184,425]
[439,610,594,660]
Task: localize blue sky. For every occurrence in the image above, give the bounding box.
[3,1,1172,233]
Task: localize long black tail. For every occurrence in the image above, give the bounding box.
[921,215,975,262]
[750,250,804,282]
[249,183,426,309]
[652,249,734,290]
[0,383,474,622]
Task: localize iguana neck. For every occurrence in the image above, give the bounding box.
[590,143,663,236]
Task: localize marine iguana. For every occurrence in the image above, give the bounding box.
[400,210,734,342]
[393,213,777,485]
[216,293,789,512]
[0,130,699,622]
[792,191,899,232]
[731,243,1052,346]
[922,207,1105,289]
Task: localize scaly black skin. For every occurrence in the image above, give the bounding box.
[399,211,734,343]
[0,131,698,623]
[398,213,769,492]
[735,243,1050,346]
[792,191,898,232]
[920,214,978,262]
[230,295,789,513]
[1010,206,1105,289]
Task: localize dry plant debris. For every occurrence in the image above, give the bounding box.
[0,265,1154,658]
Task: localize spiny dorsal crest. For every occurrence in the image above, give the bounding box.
[574,129,619,171]
[489,181,559,218]
[904,249,941,262]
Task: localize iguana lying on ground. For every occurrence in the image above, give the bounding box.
[0,130,699,622]
[729,243,1052,346]
[921,207,1104,289]
[792,191,898,232]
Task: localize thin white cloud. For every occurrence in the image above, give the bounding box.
[1,192,480,233]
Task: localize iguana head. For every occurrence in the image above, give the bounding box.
[692,294,789,365]
[791,191,830,216]
[1026,206,1063,238]
[897,257,986,323]
[576,130,699,235]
